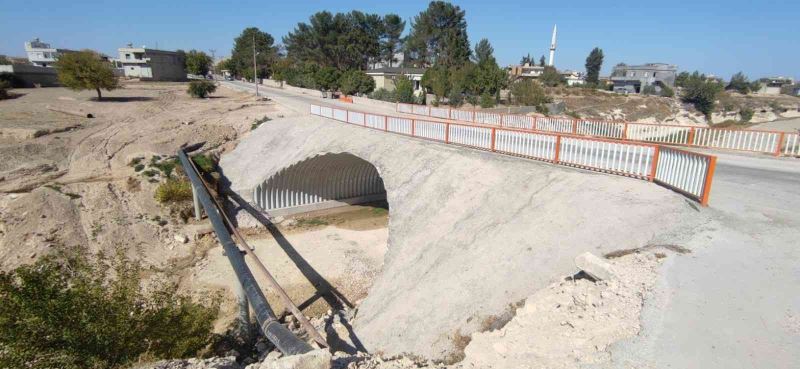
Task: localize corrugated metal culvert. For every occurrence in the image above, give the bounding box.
[254,153,386,211]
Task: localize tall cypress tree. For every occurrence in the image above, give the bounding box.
[585,47,604,85]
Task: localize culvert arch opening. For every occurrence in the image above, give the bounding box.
[253,152,387,216]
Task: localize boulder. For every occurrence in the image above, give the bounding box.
[259,349,331,369]
[574,252,616,281]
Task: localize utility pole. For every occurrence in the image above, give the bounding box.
[252,34,258,97]
[209,49,216,75]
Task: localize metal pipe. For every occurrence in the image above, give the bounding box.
[177,150,313,356]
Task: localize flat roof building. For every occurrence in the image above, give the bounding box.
[365,67,426,95]
[610,63,677,94]
[115,45,186,81]
[24,38,75,67]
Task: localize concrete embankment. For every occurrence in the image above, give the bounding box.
[220,113,706,360]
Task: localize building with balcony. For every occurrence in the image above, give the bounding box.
[610,63,677,94]
[116,45,186,81]
[24,38,75,67]
[507,63,546,80]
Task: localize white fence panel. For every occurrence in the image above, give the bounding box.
[448,125,492,149]
[626,124,690,145]
[397,103,413,113]
[414,120,446,141]
[495,130,557,161]
[412,105,430,116]
[784,133,800,156]
[365,114,385,129]
[310,105,321,115]
[693,128,779,153]
[475,112,501,126]
[559,137,654,178]
[536,117,574,134]
[388,117,412,134]
[503,114,535,129]
[333,108,347,121]
[576,120,624,139]
[347,111,365,125]
[430,107,450,119]
[451,109,474,122]
[655,148,712,199]
[320,106,333,118]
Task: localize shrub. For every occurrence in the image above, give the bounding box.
[368,88,397,102]
[660,84,675,97]
[0,72,24,88]
[187,80,217,98]
[155,179,193,203]
[740,107,754,122]
[339,70,375,96]
[479,93,495,108]
[0,80,9,100]
[395,76,415,104]
[509,79,552,111]
[641,85,657,95]
[0,247,219,369]
[191,154,216,173]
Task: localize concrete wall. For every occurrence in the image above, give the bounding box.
[220,114,706,360]
[0,64,60,87]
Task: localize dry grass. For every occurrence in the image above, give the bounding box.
[154,179,193,203]
[444,330,473,364]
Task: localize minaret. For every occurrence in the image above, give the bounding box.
[548,24,557,67]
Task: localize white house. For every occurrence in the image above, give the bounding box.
[365,67,426,96]
[24,38,75,67]
[115,44,186,81]
[561,70,585,86]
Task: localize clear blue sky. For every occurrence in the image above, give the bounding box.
[1,0,797,79]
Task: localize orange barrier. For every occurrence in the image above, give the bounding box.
[312,104,718,206]
[396,103,800,157]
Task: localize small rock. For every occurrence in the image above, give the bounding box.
[266,351,283,360]
[283,219,297,227]
[574,252,616,281]
[256,341,270,354]
[260,349,331,369]
[174,234,189,243]
[273,216,285,224]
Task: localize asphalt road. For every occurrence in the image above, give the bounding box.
[225,81,800,368]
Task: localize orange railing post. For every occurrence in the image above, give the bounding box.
[383,115,387,130]
[411,119,416,136]
[775,132,785,157]
[648,146,660,181]
[688,127,696,145]
[700,156,717,206]
[554,135,562,163]
[623,123,629,140]
[491,128,496,151]
[445,123,450,143]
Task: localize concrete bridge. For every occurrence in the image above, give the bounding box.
[220,81,800,366]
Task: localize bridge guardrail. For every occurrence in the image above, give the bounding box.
[396,102,800,157]
[312,104,717,206]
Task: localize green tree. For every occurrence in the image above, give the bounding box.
[314,66,341,92]
[0,55,10,65]
[339,69,375,95]
[284,11,385,70]
[726,71,751,94]
[584,47,604,85]
[675,71,692,88]
[473,39,494,64]
[681,71,723,120]
[470,39,507,102]
[520,53,532,65]
[539,55,545,67]
[404,1,471,67]
[479,92,495,108]
[56,50,119,100]
[0,247,219,369]
[510,79,551,112]
[739,107,754,122]
[230,27,278,80]
[185,50,212,76]
[395,75,415,103]
[381,14,405,67]
[422,65,450,105]
[540,66,564,87]
[659,83,675,97]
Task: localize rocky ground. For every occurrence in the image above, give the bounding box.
[138,250,670,369]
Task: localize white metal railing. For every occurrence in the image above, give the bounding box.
[451,109,474,122]
[397,103,412,113]
[388,117,413,134]
[536,117,574,134]
[448,125,493,149]
[503,114,535,130]
[625,124,691,145]
[475,111,501,126]
[430,107,450,119]
[313,104,718,205]
[576,120,625,139]
[366,114,384,130]
[412,104,430,116]
[655,147,715,202]
[784,133,800,156]
[693,128,780,154]
[494,130,557,161]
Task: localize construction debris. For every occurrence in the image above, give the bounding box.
[574,252,616,281]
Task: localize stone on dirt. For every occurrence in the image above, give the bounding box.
[174,233,189,244]
[574,252,616,281]
[252,349,331,369]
